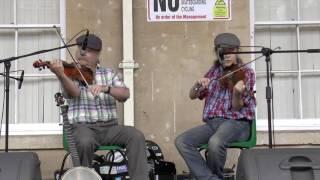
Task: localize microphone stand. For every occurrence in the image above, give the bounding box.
[0,43,78,152]
[226,47,320,149]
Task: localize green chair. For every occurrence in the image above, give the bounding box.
[61,130,124,167]
[198,118,256,151]
[62,131,123,152]
[58,131,124,179]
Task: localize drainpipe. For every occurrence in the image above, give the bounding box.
[120,0,138,126]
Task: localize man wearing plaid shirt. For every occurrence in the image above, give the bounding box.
[49,33,149,180]
[175,33,256,180]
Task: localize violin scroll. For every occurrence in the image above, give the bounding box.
[33,59,50,70]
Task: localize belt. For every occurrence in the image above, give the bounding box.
[209,117,250,122]
[75,121,109,125]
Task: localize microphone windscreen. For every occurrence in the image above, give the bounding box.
[18,70,24,89]
[217,47,224,64]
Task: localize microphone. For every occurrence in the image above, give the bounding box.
[18,70,24,89]
[217,46,224,64]
[80,30,89,56]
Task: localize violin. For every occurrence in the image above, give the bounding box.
[219,64,246,90]
[33,59,94,85]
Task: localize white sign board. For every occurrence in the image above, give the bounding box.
[147,0,231,22]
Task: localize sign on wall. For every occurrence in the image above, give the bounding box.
[147,0,231,22]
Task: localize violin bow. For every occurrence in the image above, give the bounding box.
[53,27,90,87]
[216,46,282,82]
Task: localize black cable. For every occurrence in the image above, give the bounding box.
[268,28,276,148]
[0,65,5,142]
[58,152,70,180]
[65,29,88,45]
[270,59,275,148]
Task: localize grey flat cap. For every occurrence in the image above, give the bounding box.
[76,33,102,51]
[214,33,240,48]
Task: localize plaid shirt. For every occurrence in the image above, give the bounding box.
[65,67,126,124]
[198,64,256,121]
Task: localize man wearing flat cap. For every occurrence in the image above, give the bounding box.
[49,33,149,180]
[175,33,256,180]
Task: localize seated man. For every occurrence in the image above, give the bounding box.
[175,33,256,180]
[49,33,149,180]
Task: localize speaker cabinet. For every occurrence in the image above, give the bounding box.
[237,148,320,180]
[0,152,41,180]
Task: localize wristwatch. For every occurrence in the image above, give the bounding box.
[194,82,201,92]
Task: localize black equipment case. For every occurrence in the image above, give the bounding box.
[237,148,320,180]
[0,152,41,180]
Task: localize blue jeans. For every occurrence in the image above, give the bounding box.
[175,118,250,180]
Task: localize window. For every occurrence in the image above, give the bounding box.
[0,0,66,135]
[253,0,320,130]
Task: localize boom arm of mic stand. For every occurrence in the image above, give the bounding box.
[0,43,78,64]
[307,49,320,53]
[224,48,320,55]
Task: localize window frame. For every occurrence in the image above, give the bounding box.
[250,0,320,131]
[0,0,66,135]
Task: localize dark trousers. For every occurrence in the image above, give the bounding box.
[71,123,149,180]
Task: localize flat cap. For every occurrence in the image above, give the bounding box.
[214,33,240,48]
[76,33,102,51]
